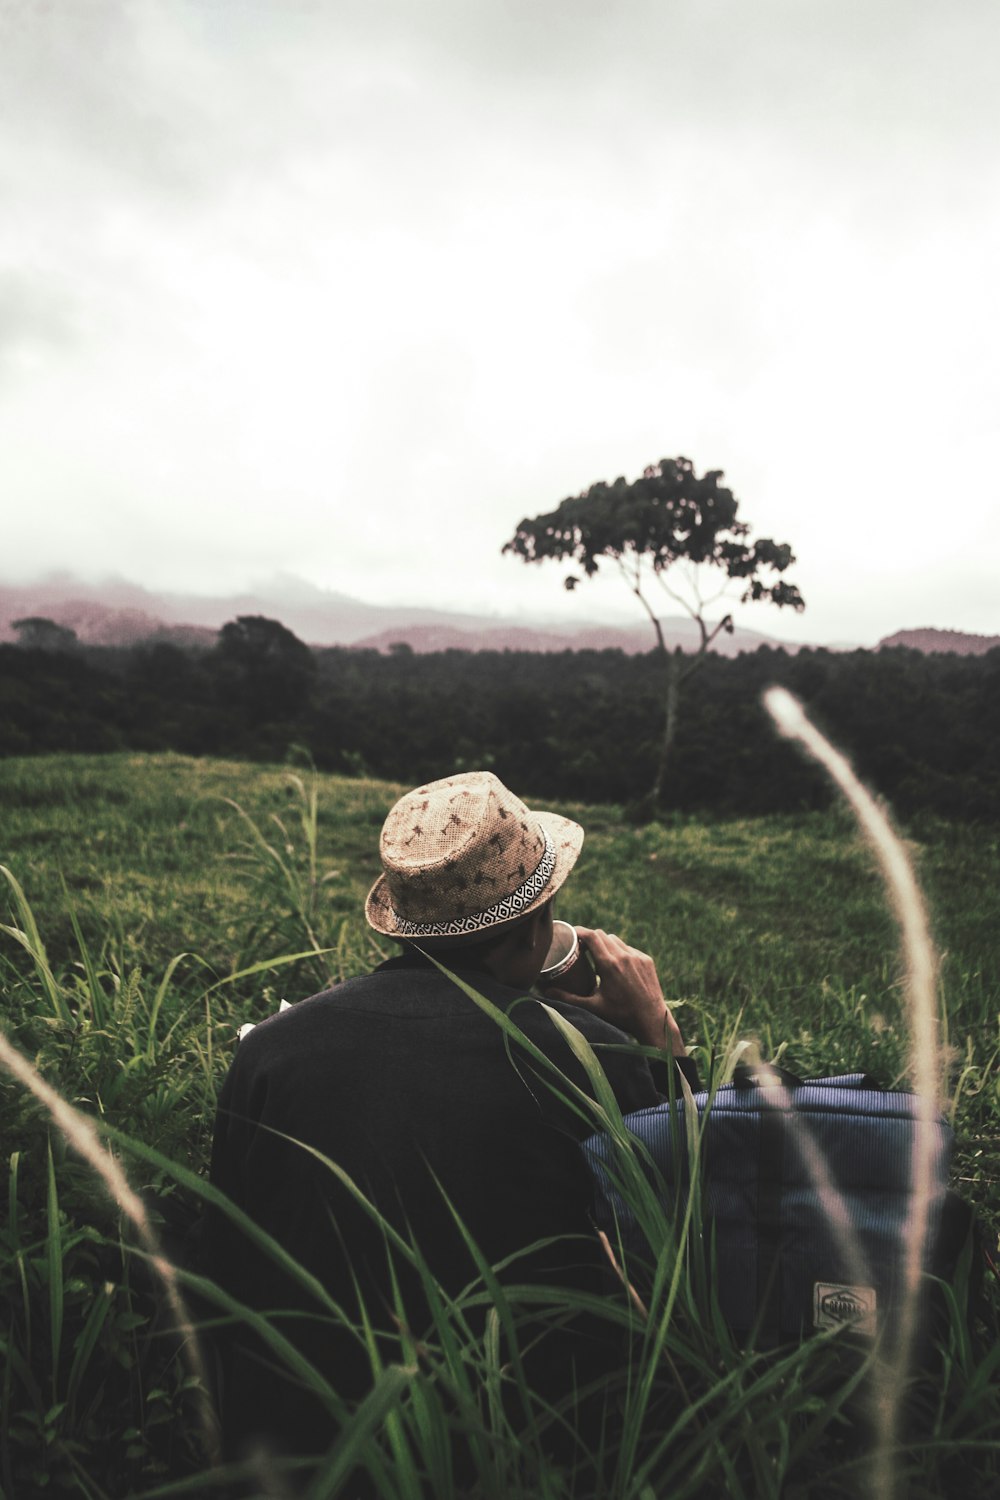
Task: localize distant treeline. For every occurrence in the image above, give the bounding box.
[2,621,998,821]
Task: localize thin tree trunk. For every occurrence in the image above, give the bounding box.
[651,649,682,807]
[647,612,732,809]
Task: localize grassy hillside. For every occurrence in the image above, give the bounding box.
[1,753,998,1496]
[2,753,997,1141]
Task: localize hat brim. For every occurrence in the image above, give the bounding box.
[365,810,583,941]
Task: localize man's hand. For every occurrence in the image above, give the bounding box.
[543,927,687,1056]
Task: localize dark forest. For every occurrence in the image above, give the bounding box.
[3,621,997,822]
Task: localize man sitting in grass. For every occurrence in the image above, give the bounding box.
[202,770,696,1467]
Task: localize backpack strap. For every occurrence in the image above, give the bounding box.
[733,1064,886,1093]
[733,1062,804,1090]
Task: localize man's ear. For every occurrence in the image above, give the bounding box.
[497,907,546,960]
[491,910,539,960]
[521,905,550,947]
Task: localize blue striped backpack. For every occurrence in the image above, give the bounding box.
[584,1066,973,1345]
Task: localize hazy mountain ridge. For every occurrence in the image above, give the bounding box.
[878,627,1000,656]
[0,575,464,647]
[351,620,787,655]
[2,596,218,649]
[0,574,799,655]
[15,577,993,658]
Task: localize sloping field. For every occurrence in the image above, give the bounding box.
[1,753,997,1496]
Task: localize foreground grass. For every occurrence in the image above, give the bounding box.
[0,752,998,1497]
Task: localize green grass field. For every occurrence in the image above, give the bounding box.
[1,753,998,1497]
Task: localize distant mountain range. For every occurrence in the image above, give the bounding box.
[876,627,1000,656]
[3,575,996,658]
[0,573,801,656]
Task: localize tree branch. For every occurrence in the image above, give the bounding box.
[654,570,699,621]
[678,611,733,683]
[618,555,667,654]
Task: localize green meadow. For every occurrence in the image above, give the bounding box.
[1,752,998,1497]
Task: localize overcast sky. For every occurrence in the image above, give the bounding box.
[3,0,998,646]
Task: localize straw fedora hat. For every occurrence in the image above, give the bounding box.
[365,771,583,941]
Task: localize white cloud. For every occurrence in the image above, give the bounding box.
[2,0,998,644]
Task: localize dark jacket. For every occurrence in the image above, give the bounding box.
[201,952,694,1459]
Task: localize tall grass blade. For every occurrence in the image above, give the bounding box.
[0,864,70,1022]
[7,1150,33,1364]
[300,1364,417,1500]
[202,947,339,997]
[65,898,109,1030]
[65,1280,115,1415]
[425,955,614,1137]
[45,1137,64,1395]
[145,951,191,1058]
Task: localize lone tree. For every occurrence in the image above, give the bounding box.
[214,615,316,721]
[12,617,79,652]
[503,456,804,811]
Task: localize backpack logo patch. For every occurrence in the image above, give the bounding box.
[813,1282,877,1336]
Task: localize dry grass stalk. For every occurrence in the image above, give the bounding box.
[0,1029,222,1467]
[597,1226,650,1319]
[764,686,942,1500]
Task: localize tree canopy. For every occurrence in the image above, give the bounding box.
[504,456,803,646]
[504,456,805,809]
[12,616,79,652]
[214,614,316,723]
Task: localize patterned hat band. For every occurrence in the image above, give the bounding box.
[390,829,556,938]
